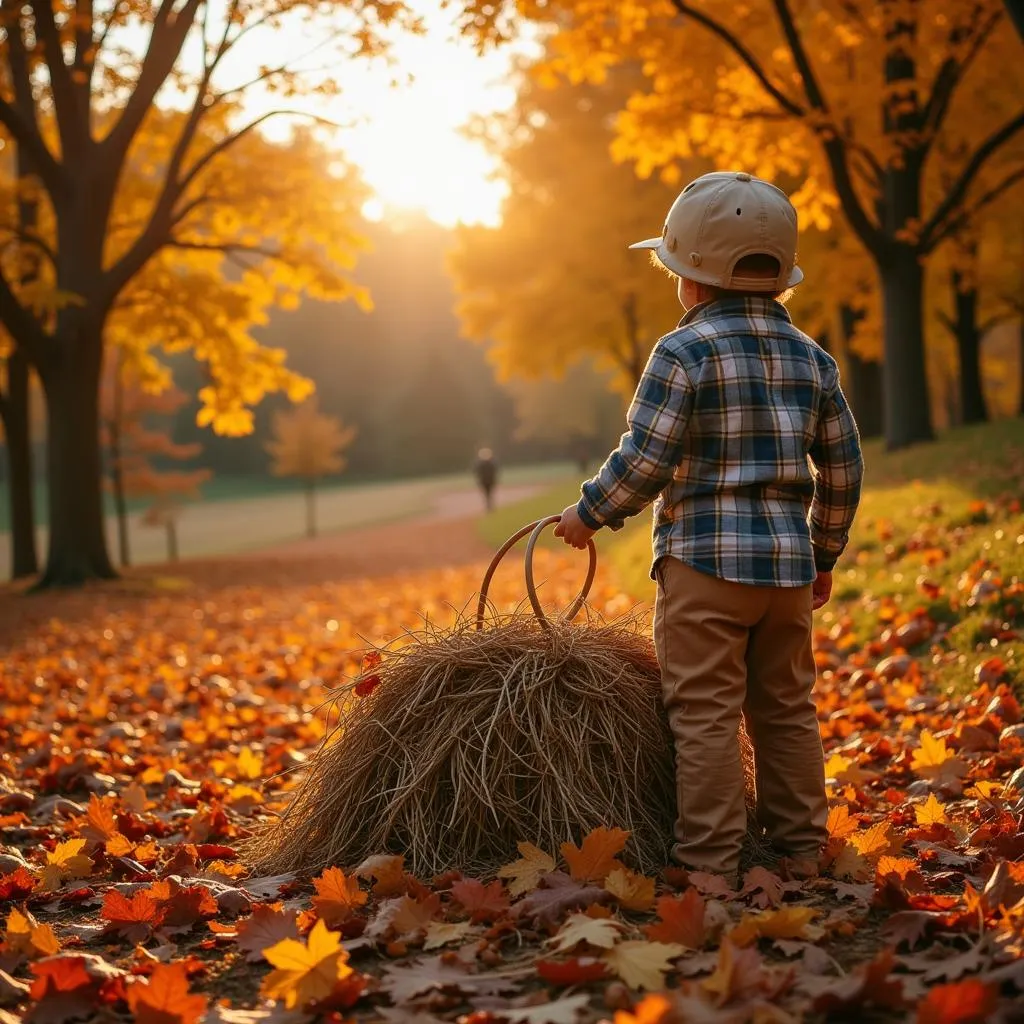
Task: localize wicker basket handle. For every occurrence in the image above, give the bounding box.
[475,515,598,630]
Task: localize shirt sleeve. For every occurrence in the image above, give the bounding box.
[577,342,693,531]
[808,380,864,572]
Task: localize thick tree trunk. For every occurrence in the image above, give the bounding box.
[879,247,935,449]
[2,349,39,578]
[837,305,883,440]
[1019,324,1024,417]
[305,479,317,538]
[951,269,988,425]
[109,358,131,566]
[37,335,117,587]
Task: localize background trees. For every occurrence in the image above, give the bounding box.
[0,0,399,585]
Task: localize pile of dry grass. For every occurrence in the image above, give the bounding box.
[247,610,691,877]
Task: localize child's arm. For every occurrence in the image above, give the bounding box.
[576,343,694,533]
[808,381,864,574]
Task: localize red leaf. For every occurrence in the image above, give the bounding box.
[195,844,236,861]
[916,978,998,1024]
[354,674,381,697]
[644,888,706,948]
[536,957,609,984]
[449,878,510,922]
[102,890,160,942]
[0,866,37,900]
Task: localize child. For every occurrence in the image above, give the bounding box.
[554,171,864,884]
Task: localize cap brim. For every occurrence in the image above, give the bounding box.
[628,237,663,250]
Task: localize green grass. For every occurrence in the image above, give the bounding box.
[476,478,586,549]
[483,420,1024,697]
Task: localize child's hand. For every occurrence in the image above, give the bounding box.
[812,571,832,610]
[553,505,597,550]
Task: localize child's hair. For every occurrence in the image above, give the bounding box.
[652,251,793,303]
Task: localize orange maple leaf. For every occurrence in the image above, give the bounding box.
[561,826,630,883]
[102,890,160,942]
[826,803,859,839]
[127,961,207,1024]
[311,867,368,926]
[603,868,656,912]
[916,977,998,1024]
[643,889,705,948]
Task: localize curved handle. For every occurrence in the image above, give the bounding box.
[475,515,597,630]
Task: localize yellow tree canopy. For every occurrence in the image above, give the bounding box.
[265,398,357,480]
[449,65,693,396]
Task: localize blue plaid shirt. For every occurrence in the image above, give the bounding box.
[577,296,864,587]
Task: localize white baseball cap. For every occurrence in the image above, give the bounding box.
[629,171,804,291]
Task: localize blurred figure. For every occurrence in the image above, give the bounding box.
[473,448,499,511]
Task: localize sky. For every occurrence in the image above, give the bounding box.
[229,0,534,228]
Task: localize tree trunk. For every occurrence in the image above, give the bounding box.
[951,268,988,425]
[1019,323,1024,417]
[878,247,935,449]
[837,305,883,440]
[166,521,179,562]
[36,335,117,587]
[305,479,317,538]
[109,355,131,566]
[2,349,39,578]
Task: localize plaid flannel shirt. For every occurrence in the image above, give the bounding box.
[578,296,864,587]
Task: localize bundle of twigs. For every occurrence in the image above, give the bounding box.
[246,517,757,878]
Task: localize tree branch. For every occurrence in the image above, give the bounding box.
[666,0,805,117]
[0,227,59,268]
[29,0,85,152]
[921,6,999,138]
[0,265,48,358]
[102,0,204,161]
[770,0,830,112]
[921,109,1024,250]
[928,167,1024,249]
[166,239,283,260]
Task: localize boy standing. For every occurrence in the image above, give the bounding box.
[554,171,864,883]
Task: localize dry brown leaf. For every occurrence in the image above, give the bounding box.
[498,843,556,898]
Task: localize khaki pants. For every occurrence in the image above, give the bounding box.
[653,556,827,879]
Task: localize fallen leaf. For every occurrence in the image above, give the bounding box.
[882,911,941,951]
[498,843,556,898]
[236,905,299,963]
[548,913,622,952]
[560,826,629,884]
[389,894,442,940]
[512,872,610,926]
[603,868,655,912]
[535,958,608,985]
[729,907,822,948]
[380,955,517,1004]
[450,878,510,922]
[311,867,367,926]
[38,840,93,892]
[915,978,999,1024]
[487,993,590,1024]
[686,872,734,897]
[826,804,860,840]
[911,732,968,787]
[423,921,473,950]
[812,949,908,1014]
[643,889,705,949]
[101,890,160,943]
[740,867,785,909]
[602,941,684,991]
[126,961,207,1024]
[701,940,767,1005]
[260,919,351,1011]
[915,794,949,826]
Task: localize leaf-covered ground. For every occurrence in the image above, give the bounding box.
[2,432,1024,1024]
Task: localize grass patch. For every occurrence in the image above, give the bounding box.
[476,478,584,549]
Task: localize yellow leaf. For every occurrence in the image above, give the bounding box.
[831,843,871,882]
[915,793,949,826]
[728,907,822,948]
[561,826,630,884]
[910,731,968,785]
[2,908,59,959]
[423,921,473,950]
[603,868,656,912]
[236,747,264,780]
[497,842,555,897]
[602,940,684,990]
[548,912,623,952]
[260,919,350,1010]
[849,822,892,859]
[105,833,136,857]
[38,839,93,890]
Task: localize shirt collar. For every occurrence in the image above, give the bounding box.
[678,295,793,328]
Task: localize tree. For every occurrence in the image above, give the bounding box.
[0,0,402,586]
[484,0,1024,448]
[265,398,356,538]
[449,67,688,398]
[100,353,210,567]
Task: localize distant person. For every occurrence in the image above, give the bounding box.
[473,448,499,511]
